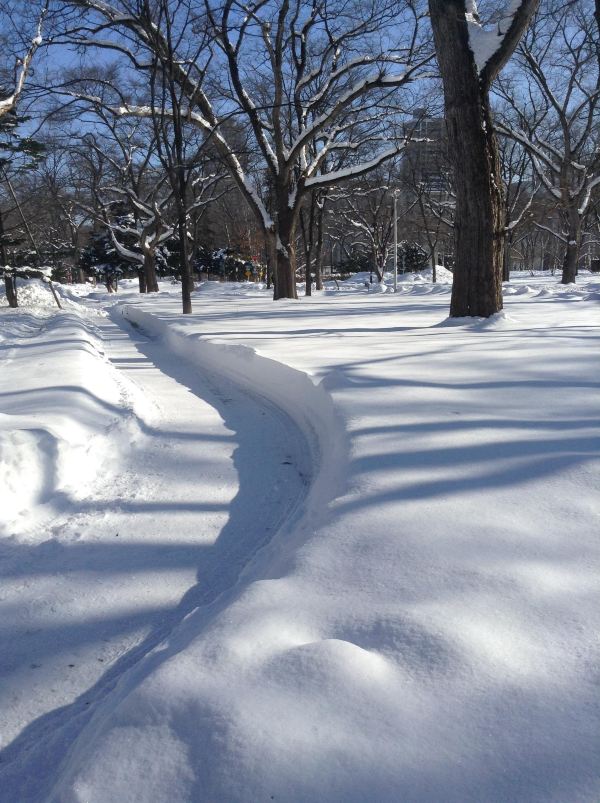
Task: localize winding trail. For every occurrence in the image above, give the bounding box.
[0,307,312,802]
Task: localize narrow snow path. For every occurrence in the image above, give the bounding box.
[0,309,311,802]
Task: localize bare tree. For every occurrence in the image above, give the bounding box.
[0,1,48,306]
[330,168,399,283]
[428,0,539,317]
[57,0,432,300]
[498,135,538,280]
[399,141,455,283]
[497,0,600,283]
[0,2,47,118]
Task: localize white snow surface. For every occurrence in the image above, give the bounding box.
[466,0,523,74]
[1,273,599,802]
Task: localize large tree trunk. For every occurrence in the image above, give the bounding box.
[430,0,505,317]
[273,207,298,300]
[561,241,579,285]
[138,270,147,294]
[143,249,159,293]
[561,211,580,284]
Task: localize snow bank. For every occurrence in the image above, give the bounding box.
[0,310,139,540]
[119,303,349,540]
[6,273,600,803]
[333,266,453,295]
[0,279,105,314]
[196,279,269,297]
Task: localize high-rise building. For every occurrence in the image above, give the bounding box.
[400,110,449,193]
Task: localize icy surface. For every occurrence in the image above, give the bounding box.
[1,273,599,802]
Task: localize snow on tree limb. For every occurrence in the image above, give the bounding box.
[304,145,405,189]
[0,3,47,118]
[464,0,540,84]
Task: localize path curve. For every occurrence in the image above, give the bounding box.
[0,305,316,803]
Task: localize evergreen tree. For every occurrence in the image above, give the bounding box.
[0,112,45,306]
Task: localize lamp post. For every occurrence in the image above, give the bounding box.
[393,191,398,292]
[394,190,398,293]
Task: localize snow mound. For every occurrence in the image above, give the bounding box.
[338,267,453,292]
[436,310,514,329]
[368,281,388,293]
[0,425,58,531]
[0,310,143,540]
[419,265,454,283]
[1,279,104,315]
[196,280,269,297]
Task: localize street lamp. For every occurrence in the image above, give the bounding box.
[393,191,398,292]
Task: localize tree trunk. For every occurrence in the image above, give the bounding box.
[143,250,159,293]
[299,209,313,297]
[274,247,297,299]
[431,251,437,284]
[503,237,512,282]
[0,208,17,307]
[138,270,147,294]
[561,241,579,284]
[314,207,324,291]
[561,213,580,284]
[178,211,192,314]
[305,246,313,297]
[430,0,504,317]
[375,254,384,283]
[273,208,298,300]
[5,274,18,308]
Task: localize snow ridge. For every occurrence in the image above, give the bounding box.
[44,302,349,801]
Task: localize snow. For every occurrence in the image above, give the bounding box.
[1,273,599,802]
[0,278,88,311]
[466,0,523,74]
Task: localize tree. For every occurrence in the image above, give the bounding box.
[498,134,538,280]
[497,0,600,284]
[330,168,398,283]
[399,141,455,283]
[58,0,431,300]
[0,1,47,306]
[0,2,47,118]
[428,0,539,317]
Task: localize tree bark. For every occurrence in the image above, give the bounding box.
[0,208,17,308]
[138,270,147,294]
[431,252,437,284]
[503,237,512,282]
[299,208,313,297]
[4,274,18,308]
[305,245,313,297]
[430,0,506,317]
[143,249,159,293]
[561,211,580,284]
[272,205,298,300]
[315,213,324,291]
[178,211,193,314]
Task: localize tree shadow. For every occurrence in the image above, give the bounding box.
[0,315,312,802]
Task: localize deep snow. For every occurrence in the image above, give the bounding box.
[1,273,599,802]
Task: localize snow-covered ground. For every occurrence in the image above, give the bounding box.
[1,273,599,802]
